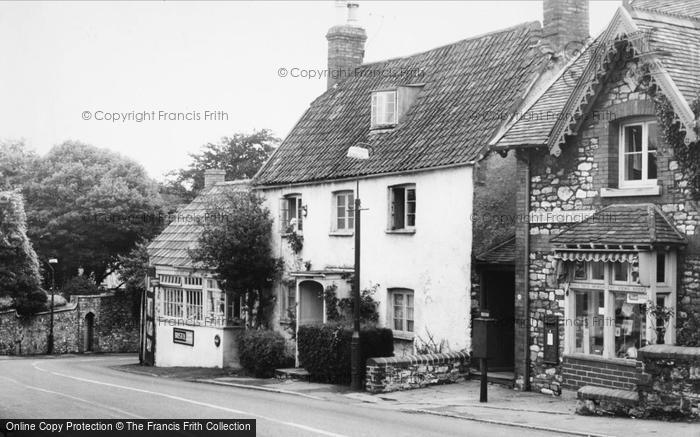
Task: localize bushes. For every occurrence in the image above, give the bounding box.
[238,329,294,378]
[297,323,393,384]
[60,276,100,298]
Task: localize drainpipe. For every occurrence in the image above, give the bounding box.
[517,150,531,391]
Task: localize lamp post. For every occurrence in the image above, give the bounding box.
[47,258,58,354]
[347,144,370,391]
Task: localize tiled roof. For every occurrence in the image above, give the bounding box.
[550,204,686,247]
[475,236,515,265]
[147,180,250,268]
[254,22,545,186]
[630,0,700,20]
[495,5,700,150]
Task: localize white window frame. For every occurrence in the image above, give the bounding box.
[371,90,397,128]
[280,194,303,233]
[388,184,416,231]
[184,289,203,321]
[619,120,658,188]
[162,288,183,318]
[388,288,414,335]
[332,190,355,232]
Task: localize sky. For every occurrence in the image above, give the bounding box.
[0,1,621,181]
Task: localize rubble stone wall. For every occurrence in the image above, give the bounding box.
[365,352,470,393]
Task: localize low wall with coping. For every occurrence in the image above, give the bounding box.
[365,351,470,393]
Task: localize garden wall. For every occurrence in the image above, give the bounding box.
[366,351,470,393]
[0,291,139,355]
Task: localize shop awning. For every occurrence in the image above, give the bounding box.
[554,250,638,263]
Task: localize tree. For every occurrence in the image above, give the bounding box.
[0,140,36,190]
[22,141,163,286]
[0,191,46,315]
[163,129,278,202]
[117,239,150,294]
[190,190,283,328]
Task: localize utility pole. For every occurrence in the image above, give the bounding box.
[47,258,58,354]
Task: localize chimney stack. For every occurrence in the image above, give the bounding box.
[326,2,367,90]
[203,169,226,188]
[543,0,589,54]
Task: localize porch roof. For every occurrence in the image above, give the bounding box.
[475,236,515,265]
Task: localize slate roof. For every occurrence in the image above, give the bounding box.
[550,204,686,247]
[495,3,700,150]
[629,0,700,20]
[254,22,546,186]
[475,236,515,265]
[147,180,250,268]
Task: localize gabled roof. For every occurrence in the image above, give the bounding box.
[550,204,686,247]
[475,236,515,265]
[147,180,250,269]
[254,22,546,186]
[493,4,700,153]
[629,0,700,20]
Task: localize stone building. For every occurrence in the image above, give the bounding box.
[491,0,700,393]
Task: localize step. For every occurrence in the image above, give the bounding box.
[469,369,514,388]
[275,367,311,382]
[576,385,640,417]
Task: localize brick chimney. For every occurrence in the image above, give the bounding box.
[543,0,589,54]
[203,169,226,188]
[326,2,367,90]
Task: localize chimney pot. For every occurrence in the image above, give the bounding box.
[203,169,226,188]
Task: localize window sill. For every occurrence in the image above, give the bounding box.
[600,185,660,198]
[392,331,415,341]
[385,229,416,235]
[281,231,303,238]
[564,353,637,367]
[329,231,354,237]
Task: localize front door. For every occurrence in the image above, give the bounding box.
[298,281,324,326]
[483,269,515,370]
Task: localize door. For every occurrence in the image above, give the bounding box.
[84,313,95,352]
[483,270,515,370]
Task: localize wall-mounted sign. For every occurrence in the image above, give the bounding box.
[572,282,648,294]
[173,328,194,346]
[214,334,221,347]
[529,210,596,224]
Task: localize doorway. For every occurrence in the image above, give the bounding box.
[84,312,95,352]
[298,281,324,326]
[480,269,515,371]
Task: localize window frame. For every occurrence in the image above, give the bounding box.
[388,288,415,336]
[332,190,355,233]
[371,90,398,128]
[618,119,658,189]
[280,194,303,234]
[388,184,416,231]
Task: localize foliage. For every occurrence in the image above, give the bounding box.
[60,275,101,299]
[322,282,380,325]
[117,239,150,294]
[284,224,304,254]
[414,327,447,354]
[0,191,46,315]
[190,190,283,328]
[163,129,279,202]
[648,88,700,199]
[297,323,393,384]
[238,329,294,378]
[0,140,36,190]
[21,141,163,286]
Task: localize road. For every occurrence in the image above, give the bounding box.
[0,354,550,437]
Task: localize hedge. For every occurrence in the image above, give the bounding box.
[238,329,294,378]
[297,323,393,384]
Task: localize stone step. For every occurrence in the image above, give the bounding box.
[576,385,640,417]
[469,369,515,388]
[275,367,311,382]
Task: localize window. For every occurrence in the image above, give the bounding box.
[163,288,183,318]
[333,191,354,232]
[159,275,181,286]
[571,262,604,282]
[207,289,225,321]
[613,294,647,358]
[572,290,605,355]
[656,253,666,284]
[280,194,303,233]
[183,276,202,287]
[281,285,296,320]
[371,90,397,127]
[389,289,414,333]
[619,121,658,188]
[389,184,416,231]
[185,289,203,321]
[226,292,243,325]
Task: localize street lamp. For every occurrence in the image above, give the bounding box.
[47,258,58,354]
[347,143,370,391]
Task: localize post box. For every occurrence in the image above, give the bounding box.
[472,317,498,359]
[543,315,559,364]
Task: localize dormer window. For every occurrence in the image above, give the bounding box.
[371,90,397,128]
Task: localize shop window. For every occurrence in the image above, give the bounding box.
[613,294,647,359]
[572,262,604,282]
[572,290,605,355]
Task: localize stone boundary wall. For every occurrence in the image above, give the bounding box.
[0,291,139,355]
[637,345,700,418]
[365,351,470,393]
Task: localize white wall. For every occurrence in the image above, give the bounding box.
[155,324,225,368]
[262,165,474,352]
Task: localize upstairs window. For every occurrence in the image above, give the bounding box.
[389,184,416,231]
[333,191,354,232]
[280,194,303,233]
[371,90,397,128]
[619,121,658,188]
